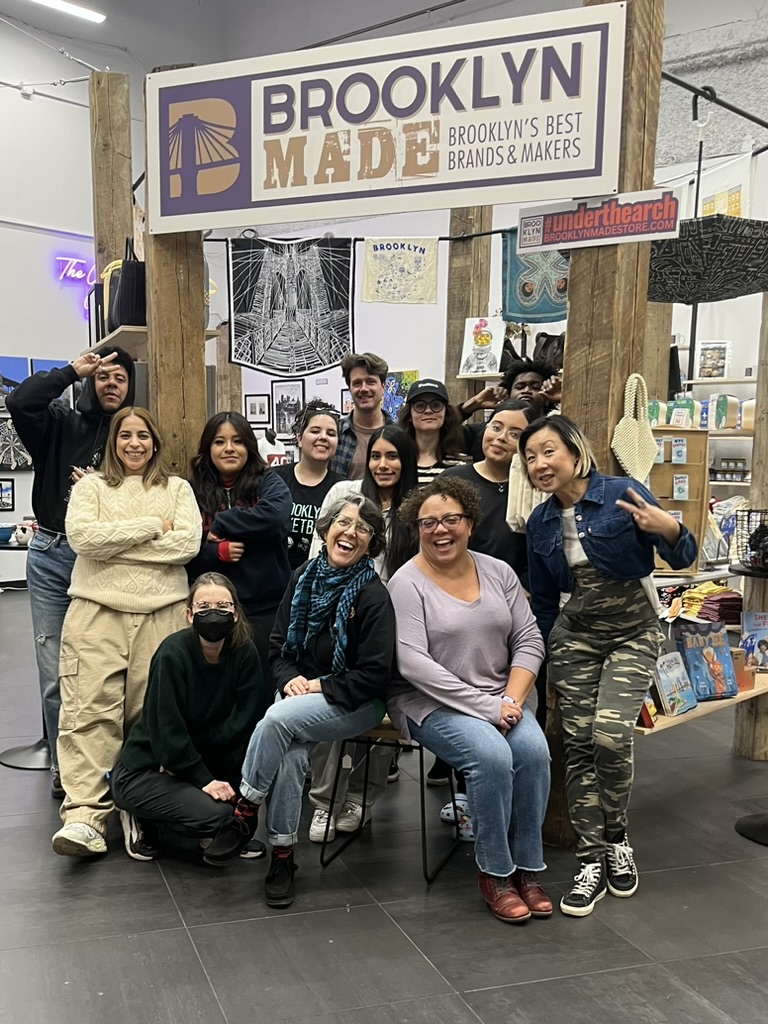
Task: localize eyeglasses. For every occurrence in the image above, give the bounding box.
[487,421,522,443]
[411,399,445,414]
[416,513,470,533]
[192,601,235,613]
[332,514,375,537]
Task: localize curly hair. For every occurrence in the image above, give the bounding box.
[501,357,558,394]
[398,475,482,531]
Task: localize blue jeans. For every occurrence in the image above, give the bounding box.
[408,707,551,877]
[26,530,77,767]
[240,693,384,846]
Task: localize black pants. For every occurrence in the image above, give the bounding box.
[248,608,278,693]
[111,762,234,839]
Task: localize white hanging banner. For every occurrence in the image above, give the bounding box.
[362,238,439,303]
[145,4,627,233]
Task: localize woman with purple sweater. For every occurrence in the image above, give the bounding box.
[387,476,551,924]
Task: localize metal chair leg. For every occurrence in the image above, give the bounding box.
[319,738,373,867]
[419,743,462,883]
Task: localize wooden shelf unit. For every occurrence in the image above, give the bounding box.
[650,426,709,575]
[80,325,219,363]
[636,674,768,735]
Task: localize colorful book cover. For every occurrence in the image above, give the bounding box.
[638,691,659,729]
[654,652,698,716]
[673,621,739,701]
[740,612,768,671]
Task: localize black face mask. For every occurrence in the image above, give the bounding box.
[192,609,236,643]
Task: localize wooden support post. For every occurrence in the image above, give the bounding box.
[144,233,207,477]
[89,72,133,277]
[733,290,768,760]
[143,63,207,478]
[644,302,673,403]
[443,206,493,406]
[216,323,242,415]
[561,0,666,470]
[544,0,667,849]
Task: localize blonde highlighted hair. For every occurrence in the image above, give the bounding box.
[100,407,170,488]
[518,414,597,481]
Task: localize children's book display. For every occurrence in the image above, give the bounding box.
[654,652,698,716]
[740,612,768,670]
[673,620,739,700]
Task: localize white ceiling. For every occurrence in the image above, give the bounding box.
[0,0,764,73]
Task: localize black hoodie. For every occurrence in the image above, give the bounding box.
[6,346,136,534]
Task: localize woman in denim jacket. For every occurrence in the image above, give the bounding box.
[520,416,697,918]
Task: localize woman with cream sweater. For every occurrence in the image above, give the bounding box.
[52,407,201,858]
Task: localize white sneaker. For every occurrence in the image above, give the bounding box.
[336,801,370,833]
[119,810,159,861]
[309,808,335,843]
[52,822,107,858]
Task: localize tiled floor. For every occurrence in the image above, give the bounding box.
[2,587,768,1024]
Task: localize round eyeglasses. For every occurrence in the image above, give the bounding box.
[411,399,446,414]
[332,514,375,537]
[192,601,235,613]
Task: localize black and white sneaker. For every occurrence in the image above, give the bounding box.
[606,836,639,897]
[560,860,607,917]
[119,810,160,862]
[388,749,402,783]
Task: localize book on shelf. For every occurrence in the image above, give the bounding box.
[740,612,768,671]
[654,652,698,717]
[672,620,739,701]
[638,691,659,729]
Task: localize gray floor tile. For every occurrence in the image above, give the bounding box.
[190,905,451,1022]
[602,862,768,961]
[465,963,736,1024]
[283,994,481,1024]
[661,948,768,1024]
[384,890,651,988]
[159,840,377,926]
[0,813,181,949]
[0,929,225,1024]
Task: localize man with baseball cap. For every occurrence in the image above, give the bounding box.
[7,346,135,797]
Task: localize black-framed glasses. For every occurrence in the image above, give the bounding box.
[416,513,470,533]
[192,601,235,613]
[332,514,375,537]
[411,399,446,414]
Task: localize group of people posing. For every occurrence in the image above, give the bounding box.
[6,347,696,921]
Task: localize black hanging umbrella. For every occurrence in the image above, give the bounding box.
[648,215,768,304]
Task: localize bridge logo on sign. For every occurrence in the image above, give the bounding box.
[167,98,240,199]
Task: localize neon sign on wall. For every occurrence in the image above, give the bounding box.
[54,256,97,319]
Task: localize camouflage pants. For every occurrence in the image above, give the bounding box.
[548,566,663,861]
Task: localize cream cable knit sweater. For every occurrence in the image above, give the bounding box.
[65,474,201,613]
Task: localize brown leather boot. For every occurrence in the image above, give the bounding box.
[512,870,553,917]
[478,871,531,923]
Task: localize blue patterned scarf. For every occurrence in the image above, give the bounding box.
[282,548,376,677]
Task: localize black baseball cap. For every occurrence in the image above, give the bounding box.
[406,379,449,404]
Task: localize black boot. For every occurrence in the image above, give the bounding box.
[265,848,297,908]
[203,799,259,865]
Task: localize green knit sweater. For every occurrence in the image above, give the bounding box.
[119,628,269,788]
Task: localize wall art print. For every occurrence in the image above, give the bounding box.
[382,371,420,421]
[0,477,14,513]
[0,418,33,471]
[229,237,354,375]
[271,379,306,436]
[362,238,438,304]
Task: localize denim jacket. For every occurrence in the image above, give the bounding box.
[526,471,698,641]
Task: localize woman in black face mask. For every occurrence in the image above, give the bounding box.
[110,573,270,861]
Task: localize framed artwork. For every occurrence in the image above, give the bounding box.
[382,371,419,420]
[271,379,306,436]
[0,478,14,513]
[0,417,33,471]
[697,341,731,380]
[244,393,271,424]
[458,316,505,376]
[340,388,353,414]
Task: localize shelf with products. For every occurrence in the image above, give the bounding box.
[635,673,768,735]
[650,427,709,576]
[684,377,757,387]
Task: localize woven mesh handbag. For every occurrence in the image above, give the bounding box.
[611,373,658,481]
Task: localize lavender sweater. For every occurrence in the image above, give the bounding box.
[387,552,545,737]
